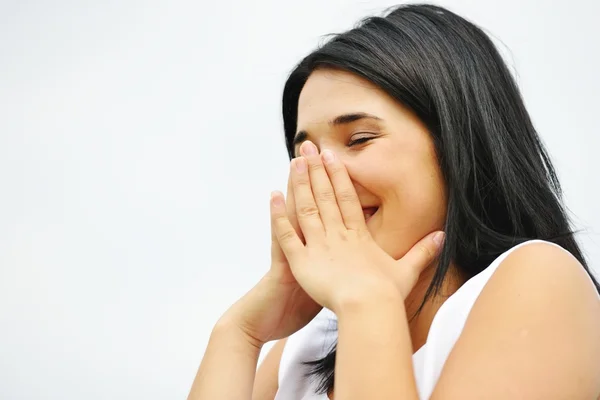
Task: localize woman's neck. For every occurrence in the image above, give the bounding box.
[405,263,467,352]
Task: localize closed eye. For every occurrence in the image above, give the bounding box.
[348,135,376,147]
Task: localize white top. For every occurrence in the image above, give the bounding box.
[274,240,586,399]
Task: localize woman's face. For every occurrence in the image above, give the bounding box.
[294,69,447,260]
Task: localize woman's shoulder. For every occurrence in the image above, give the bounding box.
[465,239,600,338]
[447,239,597,310]
[481,239,599,303]
[430,238,599,347]
[418,239,600,399]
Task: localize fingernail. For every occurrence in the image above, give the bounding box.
[321,149,335,164]
[294,157,307,173]
[433,231,445,247]
[301,141,317,156]
[271,192,284,207]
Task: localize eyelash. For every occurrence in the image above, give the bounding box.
[293,135,376,156]
[348,135,375,147]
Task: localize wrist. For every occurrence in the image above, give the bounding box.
[333,281,405,319]
[213,315,265,351]
[334,284,417,400]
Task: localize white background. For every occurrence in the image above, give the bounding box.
[1,0,598,398]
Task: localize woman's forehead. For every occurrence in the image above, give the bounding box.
[297,70,391,125]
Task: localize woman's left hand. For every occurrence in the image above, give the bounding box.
[270,141,445,313]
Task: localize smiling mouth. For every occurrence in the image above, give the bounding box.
[362,207,379,222]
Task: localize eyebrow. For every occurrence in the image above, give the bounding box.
[292,112,382,147]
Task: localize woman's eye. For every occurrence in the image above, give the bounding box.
[348,135,375,146]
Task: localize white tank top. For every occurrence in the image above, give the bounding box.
[274,240,586,400]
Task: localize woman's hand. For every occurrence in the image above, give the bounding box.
[189,178,323,400]
[217,178,322,348]
[270,141,445,313]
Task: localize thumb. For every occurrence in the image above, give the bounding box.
[397,231,445,284]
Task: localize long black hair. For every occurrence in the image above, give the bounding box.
[281,3,600,394]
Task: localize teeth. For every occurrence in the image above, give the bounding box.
[364,213,372,220]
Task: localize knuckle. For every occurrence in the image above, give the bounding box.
[337,189,357,204]
[294,178,311,189]
[278,228,297,243]
[298,204,320,218]
[328,163,344,174]
[315,189,336,203]
[273,213,289,226]
[329,164,349,180]
[418,243,434,260]
[308,161,325,172]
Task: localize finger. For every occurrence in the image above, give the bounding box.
[291,157,325,243]
[271,176,305,269]
[270,194,287,266]
[299,141,344,231]
[271,191,305,261]
[398,231,445,283]
[320,149,366,231]
[286,174,304,243]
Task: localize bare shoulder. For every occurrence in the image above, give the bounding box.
[489,241,600,302]
[432,241,600,399]
[252,338,287,400]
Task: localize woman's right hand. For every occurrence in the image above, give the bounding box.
[216,178,322,347]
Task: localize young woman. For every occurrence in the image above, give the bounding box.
[189,4,600,399]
